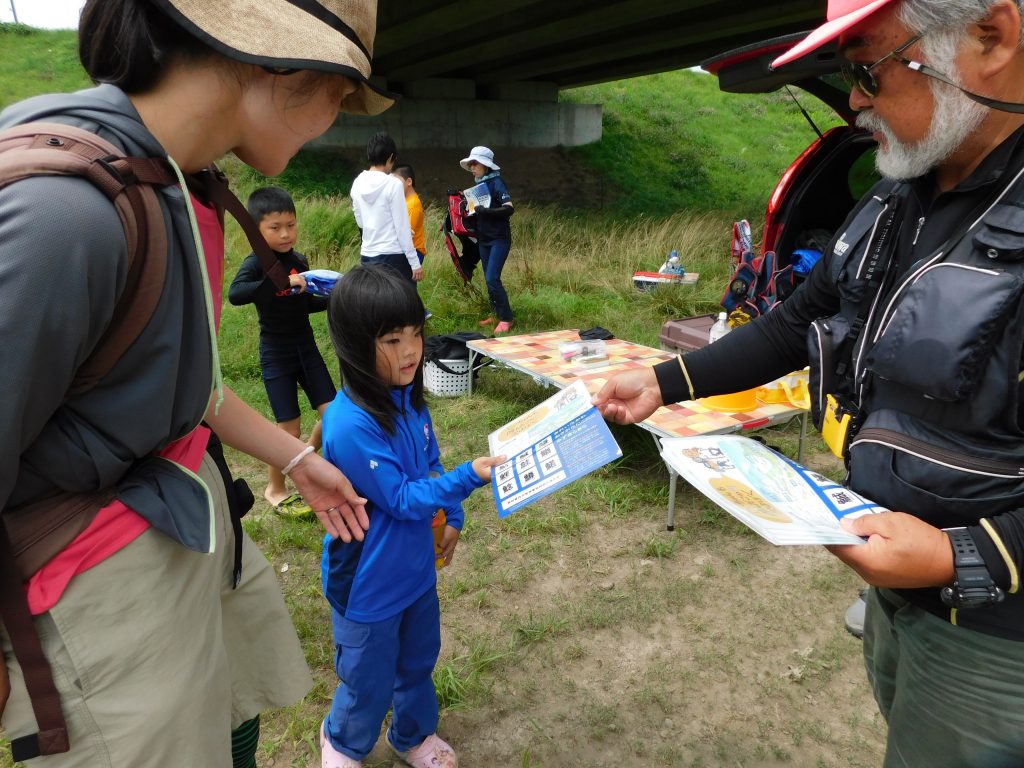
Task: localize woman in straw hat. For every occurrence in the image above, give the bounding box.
[0,1,391,766]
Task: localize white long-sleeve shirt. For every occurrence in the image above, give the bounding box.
[350,170,419,268]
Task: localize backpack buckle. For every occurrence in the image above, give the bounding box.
[94,155,138,187]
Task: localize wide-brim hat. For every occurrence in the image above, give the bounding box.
[771,0,898,68]
[151,0,396,115]
[460,146,499,171]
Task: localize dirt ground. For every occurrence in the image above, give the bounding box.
[238,423,886,768]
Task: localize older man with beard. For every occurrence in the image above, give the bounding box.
[595,1,1024,765]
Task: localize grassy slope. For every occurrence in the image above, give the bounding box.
[563,70,844,219]
[0,26,89,103]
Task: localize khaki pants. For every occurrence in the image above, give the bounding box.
[1,453,313,767]
[865,587,1024,768]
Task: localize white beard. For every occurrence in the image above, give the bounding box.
[856,81,987,181]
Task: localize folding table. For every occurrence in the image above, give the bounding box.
[466,330,809,529]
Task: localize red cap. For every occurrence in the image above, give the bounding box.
[771,0,898,68]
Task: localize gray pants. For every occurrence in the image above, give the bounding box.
[865,587,1024,768]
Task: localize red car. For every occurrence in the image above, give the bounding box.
[702,32,879,270]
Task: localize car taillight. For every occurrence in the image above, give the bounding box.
[762,127,843,254]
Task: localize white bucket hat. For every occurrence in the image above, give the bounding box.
[460,146,500,171]
[151,0,396,115]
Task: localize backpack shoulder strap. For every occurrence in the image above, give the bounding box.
[0,121,177,760]
[0,121,177,395]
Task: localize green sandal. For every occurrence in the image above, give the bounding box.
[273,492,314,519]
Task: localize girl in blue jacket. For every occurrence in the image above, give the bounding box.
[319,265,504,768]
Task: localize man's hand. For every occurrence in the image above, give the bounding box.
[827,512,955,589]
[438,525,460,566]
[288,274,307,293]
[592,368,663,425]
[412,267,425,282]
[288,453,369,542]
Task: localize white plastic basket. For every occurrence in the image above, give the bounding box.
[424,358,471,397]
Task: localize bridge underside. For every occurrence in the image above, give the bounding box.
[375,0,822,90]
[325,0,825,149]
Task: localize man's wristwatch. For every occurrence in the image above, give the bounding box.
[940,527,1005,609]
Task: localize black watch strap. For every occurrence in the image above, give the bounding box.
[940,527,1005,609]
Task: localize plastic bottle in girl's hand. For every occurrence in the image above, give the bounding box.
[708,312,731,344]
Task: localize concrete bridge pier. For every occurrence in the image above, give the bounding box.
[312,78,602,150]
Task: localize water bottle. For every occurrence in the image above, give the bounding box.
[659,249,681,275]
[708,312,730,344]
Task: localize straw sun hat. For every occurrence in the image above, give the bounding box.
[151,0,395,115]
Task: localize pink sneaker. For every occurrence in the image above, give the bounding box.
[388,733,458,768]
[320,721,363,768]
[494,321,513,334]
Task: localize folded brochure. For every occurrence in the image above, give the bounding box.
[660,435,885,545]
[463,182,491,213]
[489,380,621,517]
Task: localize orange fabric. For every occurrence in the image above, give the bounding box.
[406,192,426,256]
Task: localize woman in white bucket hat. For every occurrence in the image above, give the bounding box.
[461,145,516,333]
[0,1,391,766]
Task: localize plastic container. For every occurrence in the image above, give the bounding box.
[558,339,607,364]
[708,312,730,344]
[424,359,470,396]
[432,508,448,569]
[701,388,759,412]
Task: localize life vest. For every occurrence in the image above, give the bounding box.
[809,172,1024,528]
[809,171,1024,637]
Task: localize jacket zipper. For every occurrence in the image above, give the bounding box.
[851,427,1024,478]
[810,320,832,415]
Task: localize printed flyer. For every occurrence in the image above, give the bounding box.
[660,435,885,545]
[463,182,492,213]
[489,380,621,517]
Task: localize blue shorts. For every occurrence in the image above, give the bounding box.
[259,334,336,422]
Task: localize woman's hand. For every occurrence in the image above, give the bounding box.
[205,387,368,541]
[288,453,369,542]
[472,455,507,482]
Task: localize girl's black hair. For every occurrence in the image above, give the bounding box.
[79,0,213,93]
[329,266,426,434]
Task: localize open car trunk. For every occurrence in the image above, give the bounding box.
[702,33,879,265]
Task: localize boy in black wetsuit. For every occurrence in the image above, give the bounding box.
[229,186,336,513]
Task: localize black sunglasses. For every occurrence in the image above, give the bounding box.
[841,33,1024,114]
[841,34,921,98]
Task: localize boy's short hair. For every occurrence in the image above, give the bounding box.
[247,186,295,222]
[366,131,398,167]
[392,164,415,186]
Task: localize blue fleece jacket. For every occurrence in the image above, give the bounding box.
[321,386,484,622]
